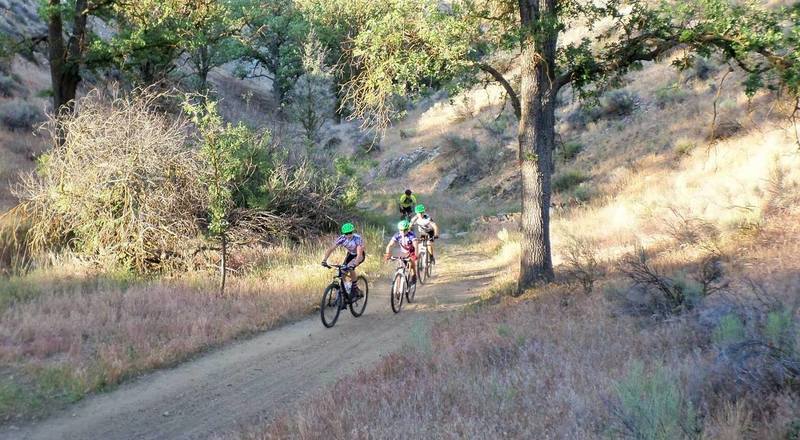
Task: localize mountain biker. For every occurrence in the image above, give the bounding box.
[398,189,417,220]
[410,204,439,264]
[384,219,419,283]
[321,223,365,299]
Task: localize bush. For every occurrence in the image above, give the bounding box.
[0,99,43,131]
[713,314,746,346]
[610,362,697,439]
[562,234,602,293]
[601,90,638,117]
[559,140,583,161]
[16,91,205,271]
[0,73,18,97]
[655,83,689,108]
[552,170,589,193]
[674,140,696,158]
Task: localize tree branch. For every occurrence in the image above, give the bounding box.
[476,62,521,119]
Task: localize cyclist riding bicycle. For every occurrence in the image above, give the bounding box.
[321,222,365,299]
[398,189,417,220]
[410,204,440,264]
[384,219,419,283]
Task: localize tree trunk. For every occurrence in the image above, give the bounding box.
[48,0,87,143]
[220,233,227,295]
[516,0,558,293]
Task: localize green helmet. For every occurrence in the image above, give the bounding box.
[341,223,355,234]
[414,204,426,214]
[397,220,411,231]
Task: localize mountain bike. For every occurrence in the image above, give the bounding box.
[389,256,416,313]
[319,263,369,328]
[417,235,435,284]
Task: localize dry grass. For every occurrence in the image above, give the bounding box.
[0,226,388,421]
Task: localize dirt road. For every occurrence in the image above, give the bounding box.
[1,250,497,440]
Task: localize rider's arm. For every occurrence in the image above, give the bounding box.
[432,221,440,237]
[321,244,338,264]
[353,245,365,266]
[384,238,396,257]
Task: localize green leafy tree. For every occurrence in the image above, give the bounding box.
[287,30,335,144]
[338,0,800,292]
[185,98,271,293]
[236,0,309,100]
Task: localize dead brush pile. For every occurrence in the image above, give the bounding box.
[11,90,354,273]
[14,91,206,272]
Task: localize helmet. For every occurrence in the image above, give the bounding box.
[397,220,411,231]
[414,204,425,214]
[404,189,412,196]
[341,223,355,234]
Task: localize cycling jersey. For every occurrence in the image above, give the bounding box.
[412,214,435,232]
[399,194,417,208]
[335,234,364,256]
[391,231,416,252]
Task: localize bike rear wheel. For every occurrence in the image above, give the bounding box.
[349,275,369,317]
[406,273,416,303]
[320,284,341,328]
[390,272,405,313]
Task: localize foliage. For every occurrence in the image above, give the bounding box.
[0,100,44,131]
[713,314,746,346]
[558,141,583,162]
[561,233,602,294]
[286,30,335,144]
[610,362,698,439]
[552,170,589,193]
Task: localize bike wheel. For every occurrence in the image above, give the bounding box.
[349,275,369,317]
[406,272,417,303]
[417,251,427,285]
[390,273,405,313]
[426,253,434,278]
[320,284,341,328]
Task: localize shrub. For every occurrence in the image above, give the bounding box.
[15,90,205,271]
[674,140,696,158]
[610,362,697,439]
[559,140,583,161]
[552,170,589,193]
[713,314,746,346]
[0,99,43,131]
[616,247,719,317]
[655,83,689,108]
[0,73,18,97]
[599,89,638,118]
[562,234,602,293]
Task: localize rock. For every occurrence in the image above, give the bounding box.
[375,147,439,178]
[163,411,171,417]
[434,171,459,192]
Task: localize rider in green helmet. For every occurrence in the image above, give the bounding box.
[410,204,440,264]
[322,222,365,298]
[384,219,420,283]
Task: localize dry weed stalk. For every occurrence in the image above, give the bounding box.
[14,89,207,271]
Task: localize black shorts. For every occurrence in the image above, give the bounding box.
[400,206,413,216]
[343,252,366,268]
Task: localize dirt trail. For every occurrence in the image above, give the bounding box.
[1,250,498,440]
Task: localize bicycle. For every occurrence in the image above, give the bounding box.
[319,263,369,328]
[389,256,416,313]
[417,235,435,284]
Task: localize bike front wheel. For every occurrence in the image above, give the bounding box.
[390,272,405,313]
[349,275,369,317]
[320,284,342,328]
[417,252,427,285]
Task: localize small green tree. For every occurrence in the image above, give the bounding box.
[185,98,270,293]
[287,30,335,145]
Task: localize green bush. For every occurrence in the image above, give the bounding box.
[553,170,590,193]
[611,362,697,439]
[559,141,583,161]
[654,83,689,108]
[765,309,795,352]
[713,314,746,346]
[0,99,43,131]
